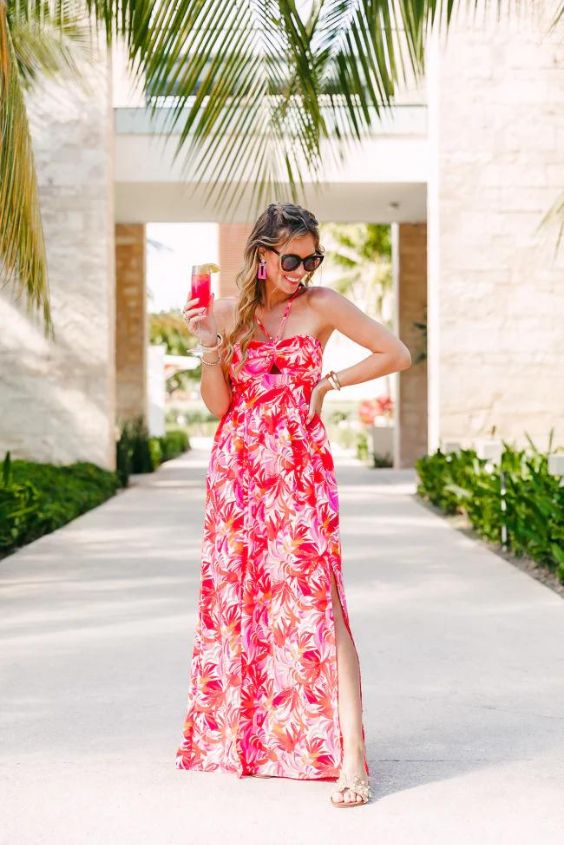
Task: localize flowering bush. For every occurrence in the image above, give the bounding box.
[358,395,394,425]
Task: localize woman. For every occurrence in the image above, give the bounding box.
[176,203,411,807]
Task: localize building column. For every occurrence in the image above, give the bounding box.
[219,224,253,296]
[0,56,116,470]
[426,3,564,450]
[394,223,428,467]
[115,224,147,427]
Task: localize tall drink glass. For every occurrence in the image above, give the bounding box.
[190,264,212,313]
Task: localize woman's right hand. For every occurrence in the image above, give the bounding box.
[182,293,218,347]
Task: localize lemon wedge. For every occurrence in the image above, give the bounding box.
[201,262,220,274]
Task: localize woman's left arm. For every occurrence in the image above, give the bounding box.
[306,287,412,423]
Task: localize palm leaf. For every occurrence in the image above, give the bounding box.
[138,0,327,218]
[125,1,521,217]
[0,0,52,335]
[2,0,551,322]
[9,1,95,89]
[537,189,563,256]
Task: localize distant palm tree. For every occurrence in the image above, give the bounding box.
[1,0,561,335]
[321,223,392,325]
[150,310,196,394]
[150,310,192,356]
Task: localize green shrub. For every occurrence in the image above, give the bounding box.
[159,428,189,460]
[116,420,190,482]
[148,437,163,468]
[372,452,393,468]
[128,417,154,473]
[356,431,369,462]
[116,417,156,474]
[0,459,40,549]
[415,437,564,582]
[0,451,119,553]
[116,425,132,487]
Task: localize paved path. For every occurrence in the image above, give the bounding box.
[1,442,564,844]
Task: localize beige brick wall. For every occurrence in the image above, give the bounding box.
[397,224,428,467]
[427,1,564,450]
[115,224,147,425]
[0,58,116,469]
[219,224,253,298]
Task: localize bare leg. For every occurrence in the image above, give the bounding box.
[329,570,368,805]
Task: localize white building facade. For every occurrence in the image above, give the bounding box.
[0,2,562,469]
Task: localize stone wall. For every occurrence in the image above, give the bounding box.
[427,1,564,451]
[0,55,116,469]
[115,224,147,425]
[397,223,428,466]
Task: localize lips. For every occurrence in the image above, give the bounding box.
[284,275,300,284]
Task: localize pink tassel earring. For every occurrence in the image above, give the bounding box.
[257,258,267,280]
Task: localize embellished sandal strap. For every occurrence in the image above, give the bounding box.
[335,772,373,801]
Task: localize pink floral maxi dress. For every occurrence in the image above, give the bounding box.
[175,286,370,780]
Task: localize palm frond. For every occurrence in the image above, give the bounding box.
[2,0,547,324]
[537,189,564,256]
[136,0,330,218]
[0,1,52,335]
[548,1,564,32]
[8,1,96,91]
[119,1,522,216]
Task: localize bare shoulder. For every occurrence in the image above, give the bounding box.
[307,285,340,311]
[307,285,348,327]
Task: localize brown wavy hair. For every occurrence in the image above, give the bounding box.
[220,203,324,383]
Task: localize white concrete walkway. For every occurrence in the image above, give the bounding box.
[1,445,564,844]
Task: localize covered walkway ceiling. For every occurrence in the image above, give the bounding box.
[114,105,428,224]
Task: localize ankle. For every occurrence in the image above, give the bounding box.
[341,740,366,763]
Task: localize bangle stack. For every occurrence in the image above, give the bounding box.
[188,333,224,366]
[324,370,342,391]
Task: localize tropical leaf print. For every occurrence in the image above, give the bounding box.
[175,331,369,780]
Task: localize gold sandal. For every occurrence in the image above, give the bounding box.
[330,771,373,807]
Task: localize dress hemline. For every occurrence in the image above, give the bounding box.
[175,757,342,782]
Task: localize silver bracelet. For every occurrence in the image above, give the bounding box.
[188,332,223,359]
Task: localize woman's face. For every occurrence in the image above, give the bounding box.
[259,232,319,295]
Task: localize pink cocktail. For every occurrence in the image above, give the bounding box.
[190,265,211,312]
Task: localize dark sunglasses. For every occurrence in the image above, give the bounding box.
[268,247,324,273]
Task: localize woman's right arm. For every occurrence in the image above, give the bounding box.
[199,298,233,419]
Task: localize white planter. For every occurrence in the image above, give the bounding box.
[147,344,166,437]
[548,454,564,477]
[475,438,503,464]
[371,424,394,461]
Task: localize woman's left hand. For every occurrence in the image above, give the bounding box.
[306,379,330,424]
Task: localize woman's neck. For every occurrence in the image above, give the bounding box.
[261,283,303,312]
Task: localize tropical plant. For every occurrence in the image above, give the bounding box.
[150,310,191,355]
[415,434,564,581]
[1,0,562,336]
[115,417,190,483]
[321,223,392,323]
[0,449,119,552]
[150,310,198,394]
